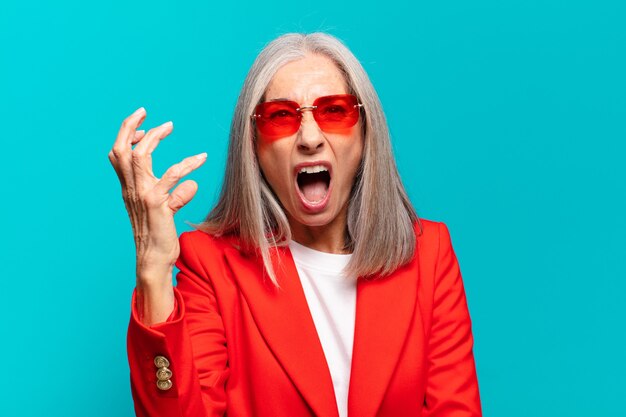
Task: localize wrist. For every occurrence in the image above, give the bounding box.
[136,264,174,289]
[136,249,177,268]
[135,283,176,326]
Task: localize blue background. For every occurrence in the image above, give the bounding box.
[1,0,624,415]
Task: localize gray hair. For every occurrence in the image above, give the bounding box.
[196,32,420,285]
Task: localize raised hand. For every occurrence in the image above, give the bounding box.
[109,107,207,324]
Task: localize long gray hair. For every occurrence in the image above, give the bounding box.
[196,32,420,285]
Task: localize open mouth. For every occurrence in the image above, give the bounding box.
[296,165,331,204]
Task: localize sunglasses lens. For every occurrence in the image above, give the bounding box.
[254,101,300,139]
[313,95,360,132]
[254,95,361,141]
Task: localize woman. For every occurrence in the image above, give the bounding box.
[109,33,482,417]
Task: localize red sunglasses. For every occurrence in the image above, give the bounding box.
[252,94,363,140]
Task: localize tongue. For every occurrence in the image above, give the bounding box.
[300,179,328,203]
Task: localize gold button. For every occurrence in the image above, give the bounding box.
[156,379,173,391]
[156,367,173,381]
[154,356,170,368]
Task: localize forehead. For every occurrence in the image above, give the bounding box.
[264,54,349,102]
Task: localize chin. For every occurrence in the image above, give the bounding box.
[287,200,345,229]
[296,214,335,228]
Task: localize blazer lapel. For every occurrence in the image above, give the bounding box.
[223,245,339,417]
[348,252,421,417]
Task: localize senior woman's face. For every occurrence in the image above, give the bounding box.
[256,54,363,240]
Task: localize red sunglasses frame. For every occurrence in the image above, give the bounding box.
[251,94,364,140]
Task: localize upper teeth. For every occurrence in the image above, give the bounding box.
[299,165,328,174]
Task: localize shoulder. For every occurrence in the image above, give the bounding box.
[415,217,452,242]
[179,229,241,249]
[413,217,455,263]
[176,229,242,266]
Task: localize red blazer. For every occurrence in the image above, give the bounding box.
[127,219,481,417]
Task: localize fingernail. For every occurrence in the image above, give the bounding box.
[132,107,146,117]
[196,152,207,160]
[162,121,173,128]
[135,130,145,136]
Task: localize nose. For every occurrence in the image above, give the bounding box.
[296,110,325,153]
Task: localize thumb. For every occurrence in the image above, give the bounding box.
[168,180,198,213]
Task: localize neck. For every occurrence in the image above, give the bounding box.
[288,213,351,255]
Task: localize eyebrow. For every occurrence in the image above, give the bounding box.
[267,97,291,102]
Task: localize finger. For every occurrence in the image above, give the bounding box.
[153,152,208,196]
[112,107,147,155]
[169,180,198,213]
[108,150,125,181]
[110,107,147,189]
[133,121,173,156]
[108,147,132,187]
[131,130,146,146]
[131,122,175,184]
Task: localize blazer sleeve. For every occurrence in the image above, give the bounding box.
[126,232,230,417]
[422,223,482,417]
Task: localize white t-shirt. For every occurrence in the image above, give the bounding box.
[288,240,357,417]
